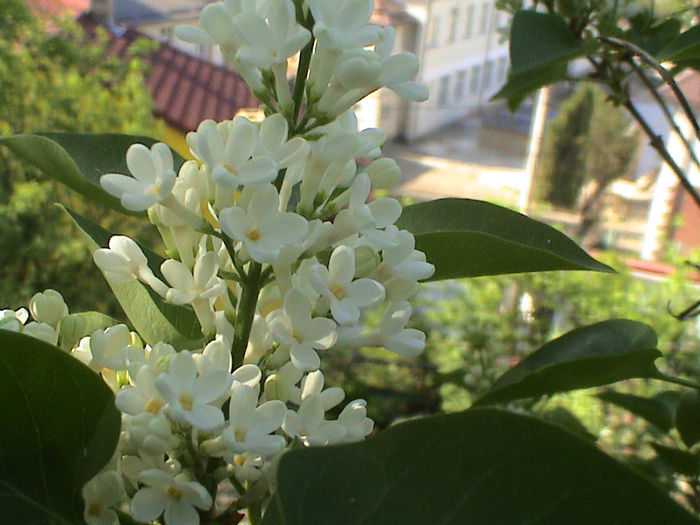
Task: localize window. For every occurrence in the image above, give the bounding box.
[479,2,490,35]
[454,70,467,100]
[483,59,494,89]
[497,56,509,83]
[469,64,481,94]
[448,7,459,43]
[428,16,440,47]
[464,4,474,38]
[438,75,450,107]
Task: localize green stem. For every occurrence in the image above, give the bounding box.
[291,9,315,131]
[655,371,700,391]
[247,502,263,525]
[231,262,263,368]
[600,35,699,137]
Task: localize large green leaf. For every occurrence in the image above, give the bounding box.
[0,330,120,523]
[0,132,185,216]
[657,25,700,71]
[596,390,683,433]
[491,64,569,111]
[396,198,613,280]
[262,409,698,525]
[473,320,661,407]
[675,391,700,448]
[62,206,205,350]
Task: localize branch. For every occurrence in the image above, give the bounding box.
[600,35,699,138]
[623,97,700,208]
[631,62,700,171]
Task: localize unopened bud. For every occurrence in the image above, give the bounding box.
[29,289,69,326]
[59,314,87,347]
[354,245,380,278]
[366,158,401,189]
[264,374,288,403]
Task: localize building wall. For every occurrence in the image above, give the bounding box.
[405,0,510,140]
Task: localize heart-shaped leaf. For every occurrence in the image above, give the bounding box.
[0,330,120,523]
[473,320,660,406]
[596,390,683,433]
[62,206,205,350]
[396,198,613,280]
[262,409,698,525]
[0,132,185,216]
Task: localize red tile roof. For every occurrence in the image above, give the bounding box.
[78,12,259,133]
[28,0,89,18]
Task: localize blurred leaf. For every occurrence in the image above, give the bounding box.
[62,206,205,350]
[650,442,698,476]
[596,390,683,433]
[491,65,569,111]
[675,391,700,448]
[473,320,660,406]
[396,198,613,280]
[509,11,590,74]
[626,17,682,56]
[263,409,699,525]
[0,330,120,523]
[538,406,597,441]
[657,25,700,71]
[0,133,184,216]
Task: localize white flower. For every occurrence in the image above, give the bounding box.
[0,308,28,332]
[122,412,180,456]
[29,289,68,326]
[268,289,337,371]
[338,399,374,442]
[93,236,168,295]
[309,245,385,325]
[378,301,425,357]
[282,393,346,446]
[156,351,232,430]
[116,366,167,416]
[100,143,176,211]
[308,0,381,51]
[82,471,123,525]
[219,184,308,264]
[130,469,212,525]
[75,324,131,372]
[219,381,287,456]
[22,321,58,346]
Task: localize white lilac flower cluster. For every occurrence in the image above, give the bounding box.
[0,1,433,524]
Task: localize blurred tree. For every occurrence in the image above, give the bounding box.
[534,85,595,209]
[0,0,158,313]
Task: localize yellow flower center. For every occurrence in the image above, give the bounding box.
[87,501,102,517]
[234,454,246,466]
[329,283,346,300]
[291,332,304,343]
[234,428,247,443]
[165,485,182,500]
[178,392,194,411]
[245,228,262,241]
[144,397,164,414]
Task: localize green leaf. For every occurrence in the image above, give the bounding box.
[396,198,613,280]
[675,391,700,448]
[491,65,569,111]
[62,206,205,350]
[509,11,589,74]
[0,132,185,216]
[650,442,698,476]
[538,406,596,441]
[657,25,700,63]
[59,311,121,350]
[0,330,120,523]
[473,320,660,407]
[626,17,682,57]
[263,409,698,525]
[596,390,682,433]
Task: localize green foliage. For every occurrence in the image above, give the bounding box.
[534,86,595,209]
[0,330,121,523]
[264,409,699,525]
[0,0,157,313]
[396,198,613,280]
[473,319,662,406]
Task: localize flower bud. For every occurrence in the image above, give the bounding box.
[366,158,401,189]
[264,374,288,403]
[354,245,380,278]
[59,314,86,347]
[23,321,59,346]
[29,289,68,326]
